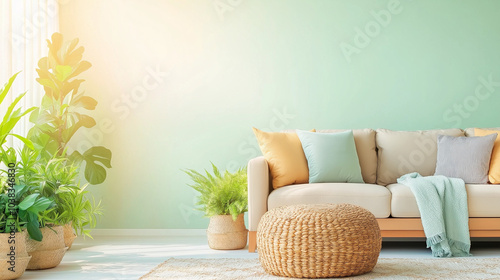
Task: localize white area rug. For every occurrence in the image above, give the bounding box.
[140,257,500,279]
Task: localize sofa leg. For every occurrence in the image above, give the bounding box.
[248,231,257,253]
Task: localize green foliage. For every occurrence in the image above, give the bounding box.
[28,32,112,185]
[0,72,36,149]
[184,163,247,221]
[22,155,103,238]
[1,147,102,240]
[0,183,54,241]
[0,34,107,242]
[0,150,55,241]
[0,73,48,241]
[53,184,103,238]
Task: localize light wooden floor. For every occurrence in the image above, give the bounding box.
[19,236,500,280]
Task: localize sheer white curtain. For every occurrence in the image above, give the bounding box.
[0,0,59,148]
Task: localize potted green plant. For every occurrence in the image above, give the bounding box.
[7,146,102,269]
[29,32,112,185]
[0,178,31,280]
[0,174,55,278]
[34,157,102,249]
[3,147,67,270]
[0,153,55,241]
[0,72,51,279]
[184,163,248,250]
[27,32,110,245]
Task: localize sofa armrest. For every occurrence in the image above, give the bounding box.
[248,156,270,231]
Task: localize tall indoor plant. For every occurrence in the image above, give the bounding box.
[184,163,248,250]
[27,32,109,245]
[29,32,112,185]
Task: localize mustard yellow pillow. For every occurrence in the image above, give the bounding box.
[253,128,313,189]
[475,128,500,184]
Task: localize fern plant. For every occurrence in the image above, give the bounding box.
[5,147,102,238]
[184,163,247,221]
[30,156,103,237]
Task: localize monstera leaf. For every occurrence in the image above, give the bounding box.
[69,146,112,185]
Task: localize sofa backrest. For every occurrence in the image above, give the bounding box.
[464,127,500,136]
[276,127,496,186]
[375,128,464,186]
[318,129,377,184]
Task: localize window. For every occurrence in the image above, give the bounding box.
[0,0,59,147]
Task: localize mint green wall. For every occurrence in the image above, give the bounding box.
[59,0,500,229]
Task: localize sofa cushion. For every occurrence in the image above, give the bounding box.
[253,128,314,189]
[267,183,391,218]
[474,128,500,184]
[434,134,497,184]
[376,128,464,186]
[297,130,364,184]
[388,183,500,217]
[318,129,377,184]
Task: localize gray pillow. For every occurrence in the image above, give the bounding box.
[434,133,497,184]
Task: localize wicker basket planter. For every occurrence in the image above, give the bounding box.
[0,231,31,279]
[257,203,382,278]
[63,223,77,249]
[26,226,68,270]
[207,214,248,250]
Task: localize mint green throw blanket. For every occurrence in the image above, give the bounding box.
[397,172,471,257]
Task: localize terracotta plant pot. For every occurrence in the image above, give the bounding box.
[26,226,68,270]
[63,223,77,249]
[0,231,31,279]
[207,214,248,250]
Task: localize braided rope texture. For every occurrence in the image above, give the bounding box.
[257,203,382,278]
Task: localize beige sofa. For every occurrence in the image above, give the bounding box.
[248,128,500,252]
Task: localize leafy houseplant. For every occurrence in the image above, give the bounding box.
[24,33,108,245]
[0,173,54,242]
[0,73,47,278]
[0,180,34,279]
[8,145,103,249]
[4,147,70,270]
[28,32,112,185]
[0,73,51,241]
[184,163,248,250]
[33,157,103,239]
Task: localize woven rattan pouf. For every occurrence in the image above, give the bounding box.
[257,203,382,278]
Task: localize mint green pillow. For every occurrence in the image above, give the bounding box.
[296,130,364,184]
